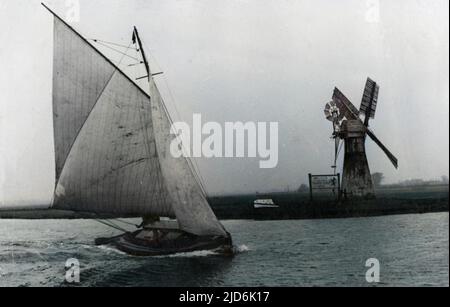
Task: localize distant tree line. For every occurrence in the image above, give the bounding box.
[296,173,449,192]
[371,173,449,187]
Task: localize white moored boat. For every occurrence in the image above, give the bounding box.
[253,199,279,209]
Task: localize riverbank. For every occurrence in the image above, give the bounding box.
[209,184,449,220]
[0,185,447,221]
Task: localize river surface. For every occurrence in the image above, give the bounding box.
[0,212,448,287]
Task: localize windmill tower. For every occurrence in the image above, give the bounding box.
[324,78,398,198]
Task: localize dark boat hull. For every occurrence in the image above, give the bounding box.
[95,229,233,256]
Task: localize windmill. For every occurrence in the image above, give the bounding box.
[324,78,398,198]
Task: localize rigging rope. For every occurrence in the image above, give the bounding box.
[115,218,140,228]
[89,38,138,51]
[91,40,141,62]
[95,36,211,198]
[95,219,128,232]
[141,41,210,198]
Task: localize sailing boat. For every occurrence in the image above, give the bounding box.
[39,4,233,256]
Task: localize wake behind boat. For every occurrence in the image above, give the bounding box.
[25,4,234,256]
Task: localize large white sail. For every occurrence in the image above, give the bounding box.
[51,16,172,217]
[149,77,227,237]
[49,10,228,237]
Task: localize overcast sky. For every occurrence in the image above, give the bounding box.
[0,0,448,206]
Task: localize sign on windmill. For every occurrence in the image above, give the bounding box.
[308,173,341,201]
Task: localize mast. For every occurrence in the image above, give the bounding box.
[133,27,151,81]
[132,26,208,198]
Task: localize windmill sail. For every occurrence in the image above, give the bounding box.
[47,8,227,237]
[366,129,399,169]
[360,77,379,120]
[332,88,359,120]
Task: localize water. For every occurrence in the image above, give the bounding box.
[0,212,448,287]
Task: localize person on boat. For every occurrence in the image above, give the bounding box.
[139,215,162,243]
[138,215,160,228]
